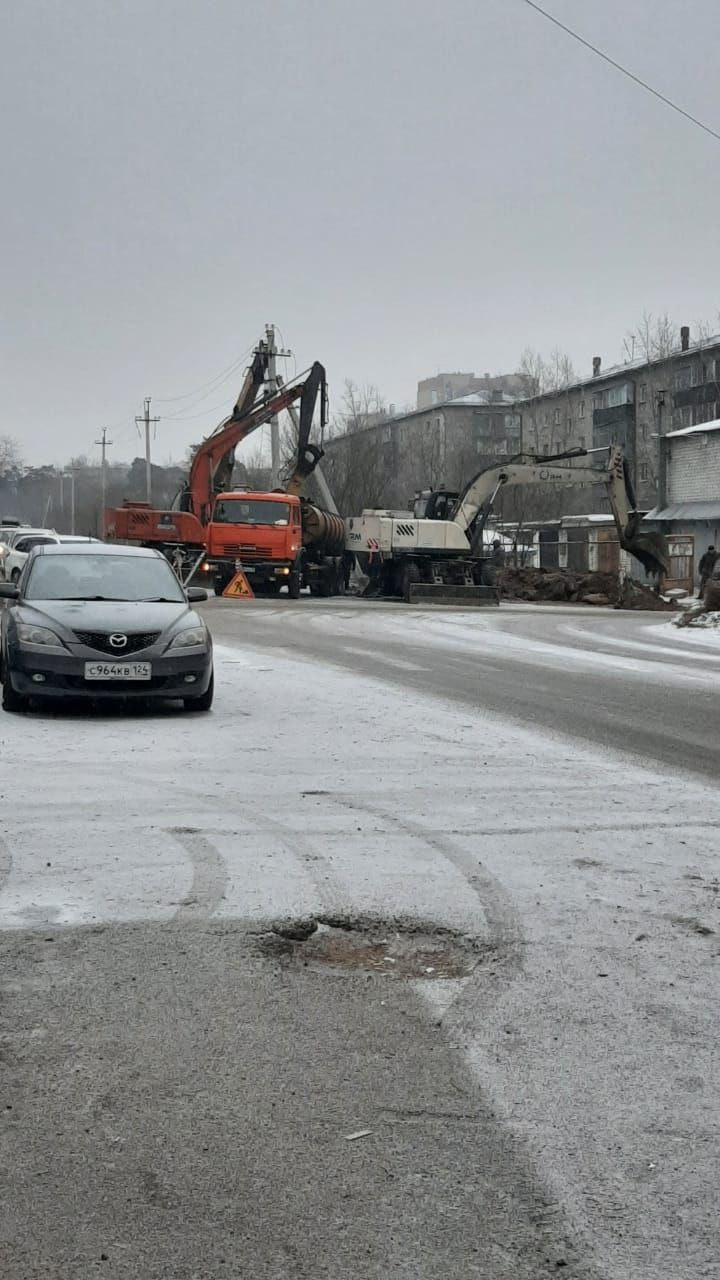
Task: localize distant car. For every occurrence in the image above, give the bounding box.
[0,527,57,579]
[0,543,213,713]
[3,534,99,584]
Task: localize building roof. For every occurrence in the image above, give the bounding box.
[646,500,720,521]
[451,391,515,406]
[515,332,720,407]
[665,419,720,439]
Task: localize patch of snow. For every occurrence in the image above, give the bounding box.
[1,624,719,1278]
[671,610,720,630]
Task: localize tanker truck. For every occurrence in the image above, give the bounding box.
[207,490,346,598]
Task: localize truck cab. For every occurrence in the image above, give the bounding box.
[205,491,303,596]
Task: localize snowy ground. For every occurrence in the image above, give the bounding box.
[1,611,719,1277]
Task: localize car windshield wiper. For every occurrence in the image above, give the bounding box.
[49,595,133,602]
[139,596,183,603]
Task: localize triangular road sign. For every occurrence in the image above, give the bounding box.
[222,570,255,599]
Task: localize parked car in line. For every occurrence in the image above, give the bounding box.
[3,534,99,584]
[0,527,57,579]
[0,543,213,713]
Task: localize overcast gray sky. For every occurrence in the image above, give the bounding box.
[2,0,719,465]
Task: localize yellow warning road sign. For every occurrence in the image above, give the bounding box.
[222,571,254,599]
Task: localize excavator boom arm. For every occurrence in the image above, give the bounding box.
[187,362,326,522]
[453,444,669,578]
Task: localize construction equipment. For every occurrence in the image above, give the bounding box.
[105,339,346,597]
[346,444,669,604]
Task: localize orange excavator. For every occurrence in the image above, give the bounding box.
[104,350,344,596]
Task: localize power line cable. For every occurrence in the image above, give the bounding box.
[153,345,254,403]
[522,0,720,144]
[162,397,235,422]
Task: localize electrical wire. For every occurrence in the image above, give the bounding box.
[162,397,235,423]
[522,0,720,144]
[153,345,254,403]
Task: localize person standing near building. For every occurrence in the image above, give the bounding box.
[697,545,718,597]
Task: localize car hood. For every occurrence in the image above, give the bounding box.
[14,599,202,636]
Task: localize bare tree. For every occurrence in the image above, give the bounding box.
[517,347,576,397]
[331,379,387,437]
[622,311,677,364]
[0,435,23,481]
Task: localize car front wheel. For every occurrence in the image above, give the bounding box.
[183,669,214,712]
[1,669,28,713]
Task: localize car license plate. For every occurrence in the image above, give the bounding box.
[84,662,151,681]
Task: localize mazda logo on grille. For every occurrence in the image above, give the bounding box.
[109,633,128,650]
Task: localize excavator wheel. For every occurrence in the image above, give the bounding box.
[398,560,420,603]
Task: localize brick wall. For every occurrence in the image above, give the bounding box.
[667,434,720,502]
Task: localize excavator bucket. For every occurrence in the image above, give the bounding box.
[406,582,499,606]
[620,517,670,579]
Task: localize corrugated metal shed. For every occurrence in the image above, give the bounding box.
[646,501,720,520]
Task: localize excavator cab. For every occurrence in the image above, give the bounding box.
[413,489,458,521]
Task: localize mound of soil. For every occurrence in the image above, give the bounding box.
[498,566,676,611]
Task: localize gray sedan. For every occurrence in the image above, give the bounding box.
[0,543,213,713]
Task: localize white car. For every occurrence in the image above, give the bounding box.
[0,528,57,580]
[3,534,99,584]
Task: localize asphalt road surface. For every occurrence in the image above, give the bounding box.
[1,599,718,1280]
[207,596,720,784]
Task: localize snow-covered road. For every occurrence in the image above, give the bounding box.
[1,604,719,1279]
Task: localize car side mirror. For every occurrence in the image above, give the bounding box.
[0,583,19,599]
[186,587,208,603]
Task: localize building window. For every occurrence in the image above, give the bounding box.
[579,400,585,418]
[639,384,647,403]
[592,393,601,411]
[639,463,650,481]
[381,426,392,443]
[553,408,561,426]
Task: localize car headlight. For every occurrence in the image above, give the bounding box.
[167,625,208,650]
[17,623,67,649]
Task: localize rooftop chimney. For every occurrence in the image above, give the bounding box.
[592,356,602,377]
[680,325,690,352]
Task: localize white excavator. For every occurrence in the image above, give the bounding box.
[344,444,669,604]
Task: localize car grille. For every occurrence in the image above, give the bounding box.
[219,544,273,559]
[73,631,161,655]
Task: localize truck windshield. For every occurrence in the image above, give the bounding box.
[213,499,290,526]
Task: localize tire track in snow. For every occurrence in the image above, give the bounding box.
[167,828,229,921]
[327,795,523,968]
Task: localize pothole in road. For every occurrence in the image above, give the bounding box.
[258,914,485,979]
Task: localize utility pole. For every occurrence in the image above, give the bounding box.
[63,472,76,534]
[95,427,113,523]
[136,398,159,504]
[266,325,280,488]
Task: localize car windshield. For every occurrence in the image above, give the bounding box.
[16,536,56,553]
[24,553,186,602]
[213,499,290,526]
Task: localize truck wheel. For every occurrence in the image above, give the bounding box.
[288,570,301,600]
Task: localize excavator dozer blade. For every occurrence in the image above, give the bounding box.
[407,583,499,606]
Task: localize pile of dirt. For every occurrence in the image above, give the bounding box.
[498,566,676,611]
[673,579,720,627]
